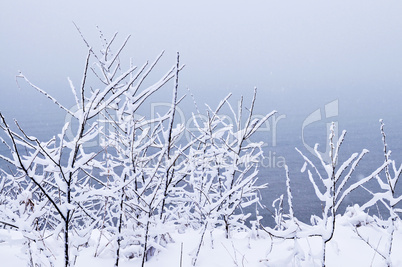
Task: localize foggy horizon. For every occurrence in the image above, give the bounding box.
[1,1,402,161]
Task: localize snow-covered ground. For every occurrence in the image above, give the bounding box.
[1,211,401,267]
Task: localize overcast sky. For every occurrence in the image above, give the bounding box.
[1,1,402,139]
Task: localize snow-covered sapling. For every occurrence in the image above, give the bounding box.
[353,120,402,266]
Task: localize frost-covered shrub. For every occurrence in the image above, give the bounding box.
[175,91,275,265]
[182,92,274,236]
[351,120,402,266]
[0,26,276,267]
[0,27,181,267]
[261,124,389,267]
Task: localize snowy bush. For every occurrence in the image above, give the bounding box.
[350,120,402,266]
[260,123,390,266]
[180,91,275,265]
[0,29,274,267]
[0,28,182,266]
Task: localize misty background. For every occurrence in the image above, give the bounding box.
[1,1,402,222]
